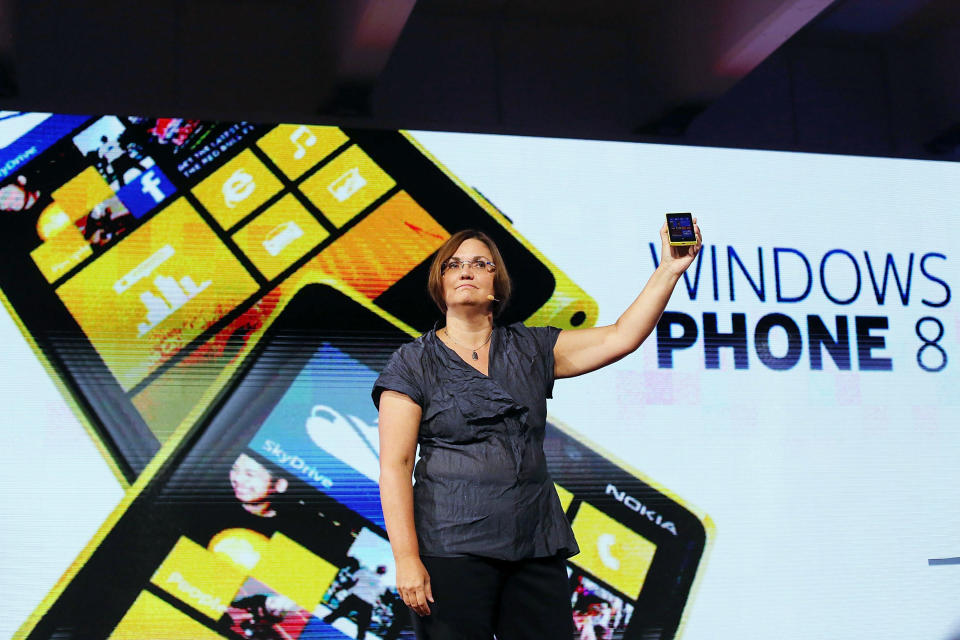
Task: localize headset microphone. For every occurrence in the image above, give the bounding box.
[487,295,500,302]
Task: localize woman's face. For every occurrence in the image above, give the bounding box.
[442,238,496,312]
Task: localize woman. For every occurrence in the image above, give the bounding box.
[373,222,702,639]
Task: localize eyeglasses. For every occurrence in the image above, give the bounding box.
[441,258,497,274]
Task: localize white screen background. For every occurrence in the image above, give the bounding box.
[2,131,958,639]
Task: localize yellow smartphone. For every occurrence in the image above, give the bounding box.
[665,212,697,246]
[19,283,710,640]
[0,116,597,480]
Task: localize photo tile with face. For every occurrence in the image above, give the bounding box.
[225,578,315,640]
[125,117,264,180]
[313,527,412,639]
[570,571,635,640]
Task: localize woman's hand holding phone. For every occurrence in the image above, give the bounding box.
[660,215,702,275]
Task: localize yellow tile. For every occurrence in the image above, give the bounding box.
[232,193,329,280]
[56,198,259,390]
[570,501,657,598]
[309,190,448,299]
[36,202,76,240]
[150,537,247,620]
[555,483,574,512]
[208,528,272,572]
[300,144,395,227]
[192,149,283,229]
[51,166,114,220]
[30,225,92,283]
[250,532,338,612]
[109,591,223,640]
[257,124,348,180]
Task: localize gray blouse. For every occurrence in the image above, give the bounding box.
[372,322,579,561]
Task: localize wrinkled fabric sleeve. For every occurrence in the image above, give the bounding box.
[528,324,562,398]
[372,346,424,409]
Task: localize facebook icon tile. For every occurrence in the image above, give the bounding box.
[116,166,176,218]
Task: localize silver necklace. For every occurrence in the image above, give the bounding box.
[443,327,492,360]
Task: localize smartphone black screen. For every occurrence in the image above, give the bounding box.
[666,213,696,243]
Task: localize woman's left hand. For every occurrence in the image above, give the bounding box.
[658,217,703,276]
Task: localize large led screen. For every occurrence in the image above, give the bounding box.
[0,112,957,640]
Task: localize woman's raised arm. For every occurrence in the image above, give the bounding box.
[554,219,702,379]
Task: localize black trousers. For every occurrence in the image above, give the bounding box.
[412,555,574,640]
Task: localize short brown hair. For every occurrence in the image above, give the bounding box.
[427,230,512,317]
